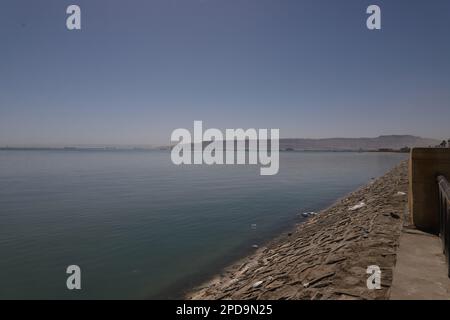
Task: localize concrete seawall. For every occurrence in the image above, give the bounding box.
[188,161,409,300]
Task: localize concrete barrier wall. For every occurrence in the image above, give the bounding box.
[410,148,450,234]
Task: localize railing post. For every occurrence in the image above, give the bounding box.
[439,188,444,253]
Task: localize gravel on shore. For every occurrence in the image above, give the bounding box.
[188,161,409,300]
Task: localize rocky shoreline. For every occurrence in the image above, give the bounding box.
[188,161,409,300]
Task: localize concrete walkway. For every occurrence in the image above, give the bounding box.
[390,228,450,300]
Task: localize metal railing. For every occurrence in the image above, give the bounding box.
[438,175,450,277]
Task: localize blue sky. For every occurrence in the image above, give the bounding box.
[1,0,449,146]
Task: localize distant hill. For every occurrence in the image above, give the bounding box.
[279,135,439,151]
[2,135,438,152]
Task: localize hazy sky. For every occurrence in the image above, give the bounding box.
[1,0,449,146]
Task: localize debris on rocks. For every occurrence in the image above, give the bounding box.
[300,211,316,218]
[349,202,366,211]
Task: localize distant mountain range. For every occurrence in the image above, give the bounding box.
[279,135,439,151]
[0,135,441,152]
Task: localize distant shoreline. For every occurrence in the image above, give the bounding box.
[0,147,410,153]
[0,147,163,151]
[0,134,440,152]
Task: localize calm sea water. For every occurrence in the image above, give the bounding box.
[0,150,407,299]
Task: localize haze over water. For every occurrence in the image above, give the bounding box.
[0,150,407,299]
